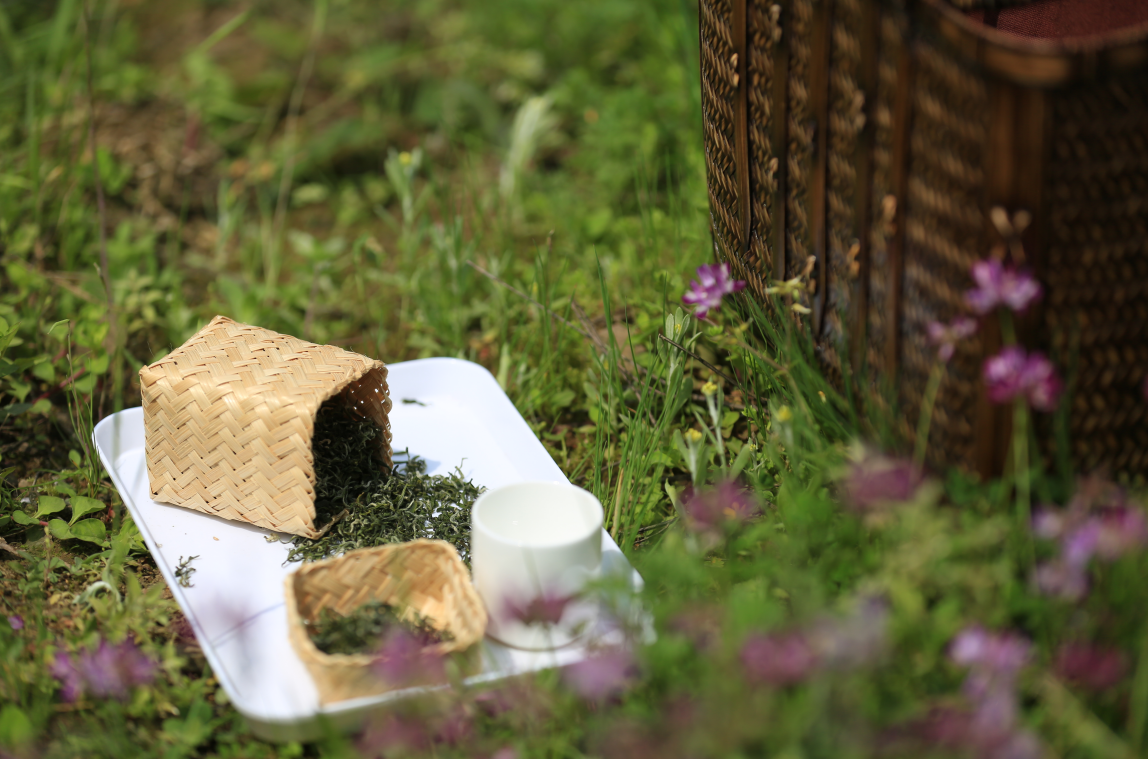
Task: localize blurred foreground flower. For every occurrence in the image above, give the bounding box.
[50,638,157,702]
[904,705,1042,759]
[740,631,817,686]
[504,589,576,628]
[948,626,1033,752]
[927,316,977,362]
[983,347,1062,411]
[357,713,431,758]
[372,628,446,687]
[682,263,745,319]
[682,480,760,532]
[965,259,1041,314]
[1031,478,1147,600]
[562,648,637,701]
[7,615,22,630]
[840,450,924,513]
[1054,642,1128,692]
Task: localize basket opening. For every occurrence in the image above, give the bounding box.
[966,0,1148,40]
[311,393,391,530]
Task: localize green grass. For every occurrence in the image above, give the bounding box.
[1,1,1147,757]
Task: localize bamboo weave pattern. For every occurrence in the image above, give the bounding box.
[140,315,392,538]
[286,540,487,704]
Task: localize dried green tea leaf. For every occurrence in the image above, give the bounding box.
[305,600,452,656]
[287,400,484,564]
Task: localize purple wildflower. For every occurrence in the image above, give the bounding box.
[965,259,1042,315]
[739,631,818,686]
[840,451,924,512]
[906,706,1042,759]
[681,481,760,531]
[808,597,889,670]
[504,589,576,628]
[562,648,637,701]
[1093,505,1148,561]
[49,639,157,702]
[1034,559,1090,601]
[7,615,23,631]
[950,626,1030,674]
[682,263,746,319]
[490,749,519,759]
[926,316,977,362]
[1054,642,1128,692]
[357,713,431,758]
[983,347,1063,411]
[372,628,445,687]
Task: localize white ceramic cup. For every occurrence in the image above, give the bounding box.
[471,481,604,650]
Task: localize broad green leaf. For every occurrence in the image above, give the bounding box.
[69,519,107,545]
[68,449,82,467]
[0,403,31,420]
[36,495,66,517]
[0,704,33,747]
[69,496,106,525]
[0,360,15,379]
[0,516,9,529]
[10,511,36,525]
[47,519,73,541]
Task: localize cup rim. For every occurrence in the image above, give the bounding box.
[471,480,604,548]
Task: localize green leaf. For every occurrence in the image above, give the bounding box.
[68,449,82,467]
[0,360,15,379]
[0,516,9,529]
[47,519,73,541]
[69,519,107,545]
[729,441,755,479]
[35,495,66,518]
[0,465,15,483]
[10,511,36,525]
[69,496,106,525]
[0,403,31,420]
[0,704,33,747]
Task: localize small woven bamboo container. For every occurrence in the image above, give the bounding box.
[139,315,392,538]
[700,0,1148,477]
[285,540,488,705]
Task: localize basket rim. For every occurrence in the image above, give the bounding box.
[924,0,1148,86]
[285,539,481,666]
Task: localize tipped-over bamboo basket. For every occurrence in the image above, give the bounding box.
[285,540,488,705]
[139,315,392,538]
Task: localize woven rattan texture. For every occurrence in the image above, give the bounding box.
[702,0,741,268]
[140,315,392,538]
[746,0,780,296]
[820,0,865,380]
[899,41,989,471]
[286,540,486,705]
[1044,74,1148,474]
[784,0,815,281]
[864,14,900,383]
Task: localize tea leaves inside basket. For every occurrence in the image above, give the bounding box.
[288,399,485,563]
[305,600,454,656]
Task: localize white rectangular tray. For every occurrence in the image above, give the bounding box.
[93,357,640,742]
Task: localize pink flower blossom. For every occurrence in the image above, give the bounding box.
[840,451,924,512]
[926,316,977,362]
[372,629,445,687]
[682,263,746,319]
[950,626,1030,676]
[983,347,1063,411]
[503,589,576,628]
[965,260,1042,314]
[49,639,157,702]
[1033,559,1090,601]
[356,713,431,758]
[1054,642,1127,692]
[562,648,637,701]
[739,631,817,686]
[7,615,22,630]
[681,480,760,531]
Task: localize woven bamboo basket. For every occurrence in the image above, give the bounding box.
[700,0,1148,477]
[285,540,487,705]
[139,315,392,538]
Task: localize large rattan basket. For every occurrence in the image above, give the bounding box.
[700,0,1148,476]
[285,540,488,705]
[139,315,392,537]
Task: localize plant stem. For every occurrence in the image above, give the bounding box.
[913,361,946,470]
[1013,399,1035,574]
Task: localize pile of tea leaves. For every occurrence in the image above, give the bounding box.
[306,601,453,656]
[288,399,484,563]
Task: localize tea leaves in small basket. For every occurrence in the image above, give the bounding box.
[305,600,452,656]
